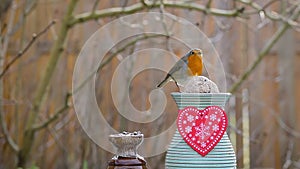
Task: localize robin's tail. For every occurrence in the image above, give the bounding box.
[156,74,171,88]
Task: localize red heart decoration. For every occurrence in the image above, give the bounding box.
[177,106,228,157]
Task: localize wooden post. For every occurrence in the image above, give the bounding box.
[277,28,296,168]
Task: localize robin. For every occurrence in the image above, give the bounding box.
[156,48,203,88]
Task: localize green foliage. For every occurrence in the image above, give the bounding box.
[29,165,39,169]
[83,160,88,169]
[16,164,39,169]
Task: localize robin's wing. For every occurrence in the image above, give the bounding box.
[156,54,189,88]
[168,55,189,76]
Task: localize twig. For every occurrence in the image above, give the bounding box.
[0,0,19,153]
[239,89,300,138]
[229,125,258,143]
[140,0,149,7]
[73,34,165,95]
[0,111,19,152]
[294,159,300,168]
[237,0,300,28]
[242,0,280,15]
[229,5,300,93]
[0,20,56,78]
[159,0,172,37]
[97,34,165,71]
[0,1,16,59]
[206,0,213,8]
[92,0,100,14]
[274,111,300,138]
[47,125,69,156]
[8,0,38,36]
[283,139,294,169]
[31,93,71,131]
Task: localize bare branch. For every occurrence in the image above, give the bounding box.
[283,139,294,169]
[91,0,100,14]
[0,111,19,152]
[206,0,213,8]
[0,0,19,153]
[294,160,300,168]
[8,0,39,38]
[237,0,300,28]
[229,5,300,93]
[0,1,16,59]
[239,90,300,138]
[69,3,144,26]
[229,125,259,143]
[17,0,79,167]
[69,1,242,27]
[97,34,165,71]
[0,20,56,78]
[31,93,71,132]
[242,0,280,15]
[27,0,78,128]
[274,113,300,138]
[140,0,149,7]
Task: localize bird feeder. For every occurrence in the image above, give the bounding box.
[107,131,148,169]
[165,76,237,168]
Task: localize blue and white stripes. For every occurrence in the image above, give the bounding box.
[165,92,236,169]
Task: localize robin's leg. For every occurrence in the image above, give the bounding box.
[170,76,180,89]
[174,81,179,88]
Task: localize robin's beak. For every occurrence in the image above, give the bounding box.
[193,49,202,55]
[196,51,202,57]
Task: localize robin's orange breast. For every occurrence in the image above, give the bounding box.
[187,54,203,76]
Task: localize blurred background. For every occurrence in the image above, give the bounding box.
[1,0,300,168]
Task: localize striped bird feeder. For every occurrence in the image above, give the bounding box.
[165,92,236,169]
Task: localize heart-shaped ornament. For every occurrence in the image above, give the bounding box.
[177,106,228,157]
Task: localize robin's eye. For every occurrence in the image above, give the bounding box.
[190,51,194,55]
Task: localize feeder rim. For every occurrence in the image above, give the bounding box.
[171,92,231,96]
